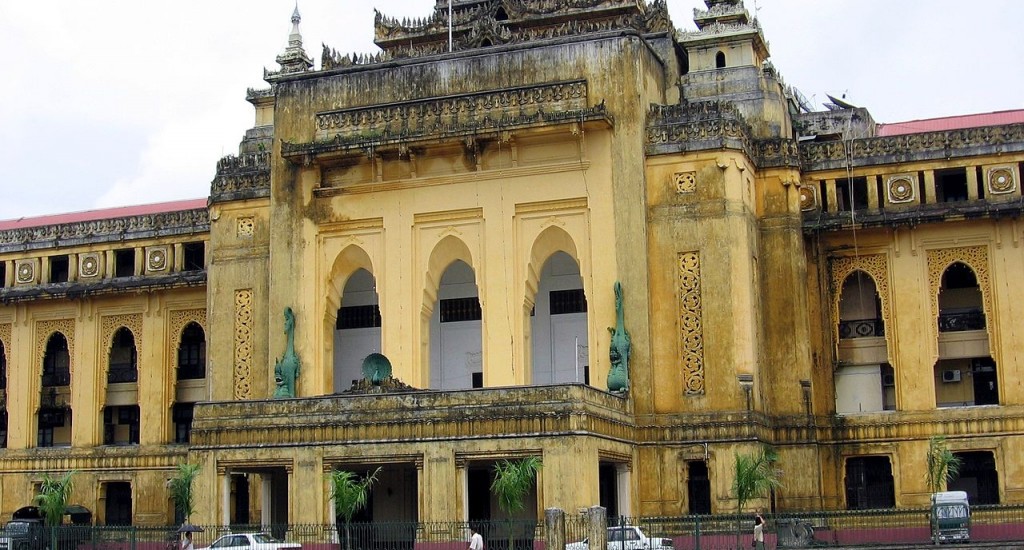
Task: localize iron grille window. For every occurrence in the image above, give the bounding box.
[549,289,587,315]
[845,456,895,510]
[337,305,382,330]
[440,297,482,323]
[838,318,885,338]
[177,324,206,380]
[938,310,986,332]
[173,403,194,444]
[37,407,67,448]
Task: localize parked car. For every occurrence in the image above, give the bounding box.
[200,533,301,550]
[565,526,672,550]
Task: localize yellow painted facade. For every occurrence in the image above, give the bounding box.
[2,0,1024,527]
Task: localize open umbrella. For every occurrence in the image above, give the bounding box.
[177,524,204,534]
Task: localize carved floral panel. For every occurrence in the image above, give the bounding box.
[987,165,1018,195]
[35,319,76,376]
[674,171,697,194]
[887,174,917,204]
[146,246,170,273]
[678,252,705,395]
[927,245,993,355]
[78,253,102,279]
[234,289,254,400]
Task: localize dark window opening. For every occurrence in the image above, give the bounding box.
[950,451,999,505]
[42,333,71,387]
[938,263,984,332]
[108,328,138,383]
[104,482,133,525]
[177,323,206,380]
[715,51,726,68]
[845,456,895,510]
[837,177,868,211]
[467,467,492,521]
[471,371,483,388]
[0,262,6,288]
[172,403,195,444]
[0,341,6,390]
[49,255,69,283]
[971,357,999,406]
[37,407,69,448]
[182,242,205,271]
[550,289,587,315]
[114,249,135,278]
[976,166,986,200]
[494,6,508,20]
[440,297,482,323]
[818,181,829,211]
[336,305,382,330]
[103,405,140,445]
[936,168,969,203]
[0,410,7,448]
[687,460,711,514]
[480,38,492,47]
[881,363,896,411]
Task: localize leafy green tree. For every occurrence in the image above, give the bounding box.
[732,447,780,547]
[491,457,542,550]
[169,463,201,524]
[926,436,962,494]
[35,471,76,526]
[328,467,380,550]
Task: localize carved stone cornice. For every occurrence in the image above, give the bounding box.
[0,445,187,474]
[645,101,754,159]
[210,152,272,204]
[799,123,1024,172]
[189,385,634,449]
[0,272,207,305]
[802,199,1024,233]
[368,0,672,62]
[0,209,209,254]
[284,81,610,162]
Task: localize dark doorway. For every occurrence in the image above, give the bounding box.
[950,451,999,504]
[468,467,492,521]
[845,456,895,509]
[598,463,619,520]
[232,474,251,525]
[104,482,133,525]
[687,461,711,514]
[972,358,999,405]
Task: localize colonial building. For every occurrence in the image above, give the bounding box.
[1,0,1023,526]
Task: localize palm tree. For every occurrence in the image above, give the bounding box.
[169,463,201,524]
[328,467,380,550]
[490,457,542,550]
[732,447,781,548]
[36,471,76,526]
[926,436,962,494]
[926,436,963,542]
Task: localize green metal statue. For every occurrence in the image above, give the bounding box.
[273,307,301,398]
[607,281,630,392]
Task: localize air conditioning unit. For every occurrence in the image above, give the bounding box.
[942,370,962,383]
[882,374,895,387]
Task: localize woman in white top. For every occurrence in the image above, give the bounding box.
[753,514,765,550]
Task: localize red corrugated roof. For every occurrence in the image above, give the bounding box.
[877,109,1024,137]
[0,198,208,231]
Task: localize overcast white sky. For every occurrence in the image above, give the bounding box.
[1,1,1021,220]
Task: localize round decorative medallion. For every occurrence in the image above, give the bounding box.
[889,177,914,203]
[799,187,816,211]
[149,249,166,271]
[989,168,1015,193]
[80,256,98,277]
[17,263,33,282]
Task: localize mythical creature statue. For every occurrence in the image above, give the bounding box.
[273,307,301,398]
[607,281,630,392]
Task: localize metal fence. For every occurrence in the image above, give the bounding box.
[14,504,1024,550]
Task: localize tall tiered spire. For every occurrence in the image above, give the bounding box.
[276,4,314,74]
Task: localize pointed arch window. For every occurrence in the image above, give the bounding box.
[177,323,206,380]
[108,328,138,384]
[42,333,71,387]
[715,51,726,68]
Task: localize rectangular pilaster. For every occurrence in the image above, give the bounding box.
[923,171,936,204]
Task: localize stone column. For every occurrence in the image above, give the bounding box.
[923,171,936,204]
[221,470,232,526]
[824,179,838,213]
[967,168,980,200]
[587,506,607,550]
[545,508,566,550]
[865,175,879,209]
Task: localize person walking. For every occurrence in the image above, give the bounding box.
[468,526,483,550]
[181,532,194,550]
[752,513,765,550]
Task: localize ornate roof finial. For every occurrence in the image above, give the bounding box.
[276,3,313,74]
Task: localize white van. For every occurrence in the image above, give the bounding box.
[931,491,970,543]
